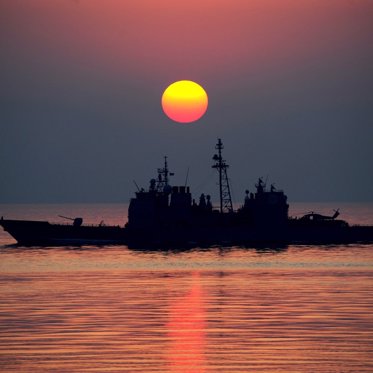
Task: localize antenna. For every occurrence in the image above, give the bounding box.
[184,167,190,187]
[133,180,141,192]
[212,138,233,213]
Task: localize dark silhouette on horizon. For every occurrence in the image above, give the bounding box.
[1,140,373,248]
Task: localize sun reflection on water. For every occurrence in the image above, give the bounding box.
[167,272,206,372]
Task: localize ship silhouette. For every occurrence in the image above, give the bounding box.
[1,139,373,248]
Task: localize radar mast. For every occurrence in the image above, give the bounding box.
[212,139,233,213]
[156,156,173,193]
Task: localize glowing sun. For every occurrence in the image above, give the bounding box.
[161,80,208,123]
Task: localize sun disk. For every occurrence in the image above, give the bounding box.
[162,80,208,123]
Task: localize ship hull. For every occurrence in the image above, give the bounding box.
[287,225,373,245]
[1,219,373,248]
[126,225,373,248]
[0,219,127,246]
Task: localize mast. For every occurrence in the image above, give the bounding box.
[212,139,233,213]
[156,156,173,193]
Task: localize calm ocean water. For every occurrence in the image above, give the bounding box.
[0,203,372,372]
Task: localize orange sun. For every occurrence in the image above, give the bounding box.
[161,80,208,123]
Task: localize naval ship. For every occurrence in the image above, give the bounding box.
[1,139,373,247]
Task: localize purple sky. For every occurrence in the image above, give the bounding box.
[1,0,372,202]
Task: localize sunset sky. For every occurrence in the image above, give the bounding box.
[1,0,372,203]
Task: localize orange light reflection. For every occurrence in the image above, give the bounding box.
[166,272,206,373]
